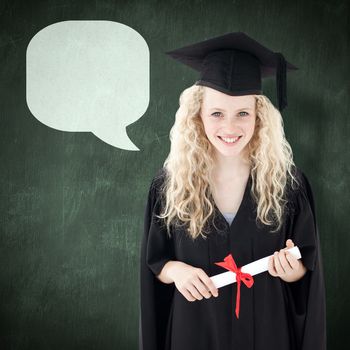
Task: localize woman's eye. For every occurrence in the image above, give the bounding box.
[211,111,249,117]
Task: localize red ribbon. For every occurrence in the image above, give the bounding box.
[215,254,254,319]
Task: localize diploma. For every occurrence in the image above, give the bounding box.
[210,246,301,289]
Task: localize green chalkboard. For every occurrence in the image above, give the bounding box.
[0,0,348,349]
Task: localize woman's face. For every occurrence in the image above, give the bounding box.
[200,87,256,159]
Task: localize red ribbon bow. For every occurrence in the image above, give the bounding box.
[215,254,254,319]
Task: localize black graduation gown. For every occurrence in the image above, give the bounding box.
[139,167,327,350]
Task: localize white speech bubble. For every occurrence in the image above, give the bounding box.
[26,20,149,150]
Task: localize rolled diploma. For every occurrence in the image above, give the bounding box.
[210,246,301,289]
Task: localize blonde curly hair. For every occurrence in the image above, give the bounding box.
[156,84,300,240]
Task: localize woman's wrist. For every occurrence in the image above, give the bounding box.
[157,260,181,284]
[281,264,307,283]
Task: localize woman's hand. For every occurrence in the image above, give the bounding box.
[268,239,307,283]
[161,261,219,302]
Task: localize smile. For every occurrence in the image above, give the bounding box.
[218,135,242,145]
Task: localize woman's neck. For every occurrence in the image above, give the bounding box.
[213,152,251,182]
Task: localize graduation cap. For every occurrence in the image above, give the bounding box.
[165,32,298,111]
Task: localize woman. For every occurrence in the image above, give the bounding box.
[139,32,327,350]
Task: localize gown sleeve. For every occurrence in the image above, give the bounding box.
[283,169,327,350]
[139,168,176,350]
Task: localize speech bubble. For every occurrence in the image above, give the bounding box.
[26,20,150,150]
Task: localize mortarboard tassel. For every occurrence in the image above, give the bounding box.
[275,52,287,111]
